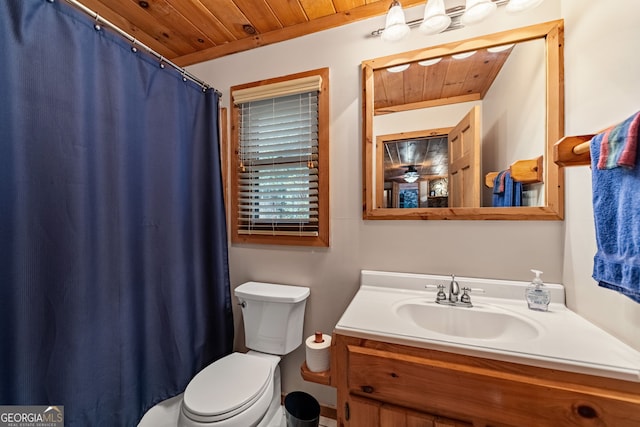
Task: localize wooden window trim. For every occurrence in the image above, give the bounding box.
[230,68,330,247]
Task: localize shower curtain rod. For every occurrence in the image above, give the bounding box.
[63,0,221,97]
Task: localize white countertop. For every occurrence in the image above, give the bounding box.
[334,270,640,382]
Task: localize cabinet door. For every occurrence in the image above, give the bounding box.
[381,404,434,427]
[382,404,471,427]
[348,396,471,427]
[348,396,382,427]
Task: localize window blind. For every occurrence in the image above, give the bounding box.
[232,75,322,105]
[236,91,320,236]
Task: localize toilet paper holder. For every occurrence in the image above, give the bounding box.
[301,331,332,385]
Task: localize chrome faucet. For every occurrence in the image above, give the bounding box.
[431,274,477,307]
[426,275,483,307]
[448,274,460,303]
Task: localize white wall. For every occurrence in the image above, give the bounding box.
[483,38,546,206]
[561,0,640,350]
[374,100,478,136]
[483,39,546,169]
[186,0,640,408]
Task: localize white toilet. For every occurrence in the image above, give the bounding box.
[177,281,310,427]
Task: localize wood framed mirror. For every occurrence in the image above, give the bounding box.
[362,20,564,220]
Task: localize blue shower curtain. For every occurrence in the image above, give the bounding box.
[0,1,233,425]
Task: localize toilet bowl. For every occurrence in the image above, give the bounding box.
[178,352,281,427]
[177,281,310,427]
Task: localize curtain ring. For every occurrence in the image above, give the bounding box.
[94,14,102,31]
[131,38,138,53]
[182,71,187,82]
[159,56,165,69]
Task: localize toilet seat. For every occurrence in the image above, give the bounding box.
[182,352,273,423]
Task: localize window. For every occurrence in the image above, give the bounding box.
[230,68,329,246]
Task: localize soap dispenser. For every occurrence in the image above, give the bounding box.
[525,269,550,311]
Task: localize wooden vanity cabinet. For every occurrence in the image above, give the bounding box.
[349,395,471,427]
[330,333,640,427]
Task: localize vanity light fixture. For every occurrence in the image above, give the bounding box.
[387,63,411,72]
[460,0,497,25]
[381,0,411,42]
[419,0,451,35]
[403,166,420,183]
[487,43,515,53]
[418,57,443,66]
[373,0,545,41]
[451,50,477,59]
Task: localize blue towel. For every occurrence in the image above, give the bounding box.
[590,134,640,303]
[512,178,523,207]
[492,171,523,207]
[492,170,507,207]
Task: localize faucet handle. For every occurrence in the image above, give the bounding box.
[425,284,447,301]
[458,287,476,306]
[459,287,485,306]
[460,287,472,304]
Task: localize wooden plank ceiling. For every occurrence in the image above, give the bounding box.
[373,47,513,113]
[78,0,426,66]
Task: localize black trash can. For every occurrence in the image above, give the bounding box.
[284,391,320,427]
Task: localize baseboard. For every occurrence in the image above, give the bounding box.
[319,404,337,420]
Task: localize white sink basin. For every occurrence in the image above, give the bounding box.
[334,270,640,383]
[395,301,540,341]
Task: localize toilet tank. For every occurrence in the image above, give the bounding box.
[234,281,310,355]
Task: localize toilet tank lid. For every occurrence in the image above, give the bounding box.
[235,281,310,303]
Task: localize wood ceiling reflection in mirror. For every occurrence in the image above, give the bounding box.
[374,47,513,115]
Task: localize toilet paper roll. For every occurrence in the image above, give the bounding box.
[305,333,331,373]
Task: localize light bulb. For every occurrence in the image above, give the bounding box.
[461,0,497,26]
[452,51,477,59]
[404,171,419,183]
[387,64,411,73]
[419,0,451,35]
[418,57,443,67]
[487,43,515,53]
[381,1,410,42]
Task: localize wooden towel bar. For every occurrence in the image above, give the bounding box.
[485,156,544,188]
[553,134,594,167]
